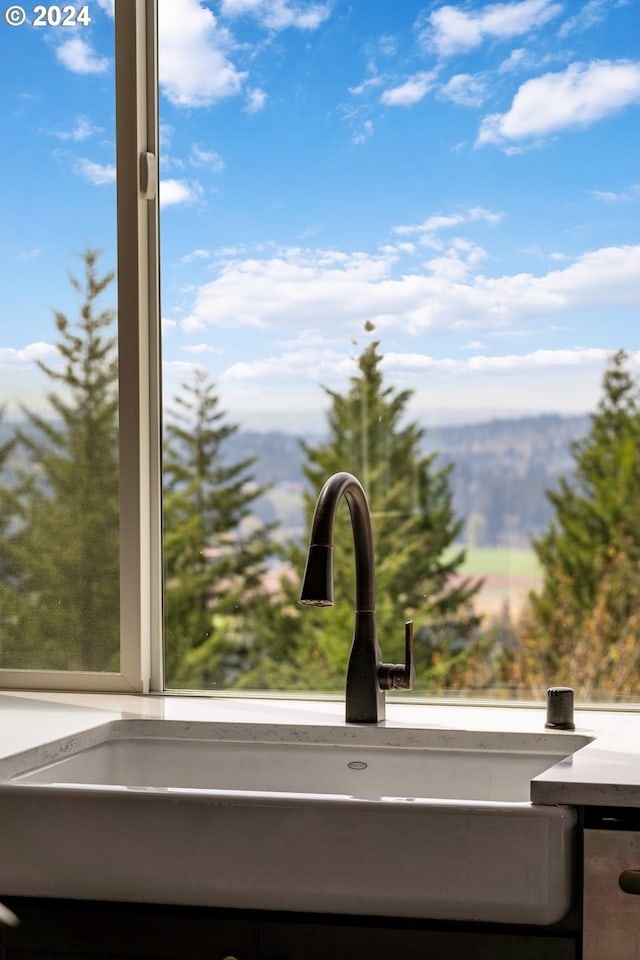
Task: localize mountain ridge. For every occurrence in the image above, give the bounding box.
[1,412,591,548]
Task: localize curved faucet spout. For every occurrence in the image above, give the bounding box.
[300,472,414,724]
[299,472,375,612]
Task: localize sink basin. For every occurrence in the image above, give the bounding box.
[0,719,590,924]
[11,731,584,801]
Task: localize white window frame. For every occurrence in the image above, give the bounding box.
[0,0,162,693]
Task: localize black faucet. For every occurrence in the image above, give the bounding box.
[299,471,414,723]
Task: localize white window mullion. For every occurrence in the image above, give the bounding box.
[116,0,162,694]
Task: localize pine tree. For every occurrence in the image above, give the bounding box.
[241,335,483,692]
[0,411,19,649]
[505,350,640,698]
[163,369,279,688]
[0,250,119,670]
[0,409,16,564]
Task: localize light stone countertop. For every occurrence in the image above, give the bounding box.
[0,690,638,806]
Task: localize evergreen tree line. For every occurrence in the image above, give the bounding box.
[1,251,639,700]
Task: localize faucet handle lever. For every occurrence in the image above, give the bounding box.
[378,620,415,691]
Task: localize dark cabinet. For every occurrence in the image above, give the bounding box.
[260,918,577,960]
[0,898,578,960]
[0,899,258,960]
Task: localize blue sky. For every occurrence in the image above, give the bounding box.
[1,0,639,432]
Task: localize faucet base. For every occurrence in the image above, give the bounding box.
[345,611,386,724]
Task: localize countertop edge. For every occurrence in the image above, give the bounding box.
[1,691,639,808]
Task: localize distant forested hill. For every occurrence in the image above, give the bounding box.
[1,413,590,548]
[223,413,591,548]
[424,414,590,547]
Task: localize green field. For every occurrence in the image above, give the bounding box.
[448,547,542,579]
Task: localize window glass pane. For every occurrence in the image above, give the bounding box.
[0,4,119,672]
[159,0,639,701]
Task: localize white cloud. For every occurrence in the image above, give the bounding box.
[372,348,640,423]
[181,248,212,263]
[590,184,640,203]
[497,46,562,74]
[425,238,489,281]
[215,244,250,257]
[534,244,639,307]
[159,0,246,108]
[464,348,610,372]
[381,71,437,107]
[220,0,263,12]
[55,37,109,74]
[177,242,640,339]
[245,88,267,113]
[182,343,222,354]
[404,352,640,423]
[159,123,174,149]
[17,247,42,261]
[394,206,503,237]
[163,359,202,377]
[73,158,116,185]
[220,344,635,389]
[477,59,640,147]
[382,346,636,375]
[559,0,610,37]
[468,347,609,373]
[160,154,186,174]
[182,247,397,331]
[349,76,384,97]
[160,178,204,208]
[280,330,355,350]
[352,120,374,145]
[425,0,561,58]
[0,342,57,369]
[223,345,352,382]
[54,115,101,142]
[498,47,528,73]
[220,0,331,31]
[376,34,399,58]
[162,317,178,336]
[439,73,488,107]
[190,144,225,172]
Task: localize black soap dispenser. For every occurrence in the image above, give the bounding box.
[545,686,575,730]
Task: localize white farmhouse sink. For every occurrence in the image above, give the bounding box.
[0,719,590,925]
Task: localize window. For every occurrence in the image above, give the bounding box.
[1,0,638,703]
[0,0,159,691]
[157,0,639,702]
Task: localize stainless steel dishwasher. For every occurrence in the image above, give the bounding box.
[583,808,640,960]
